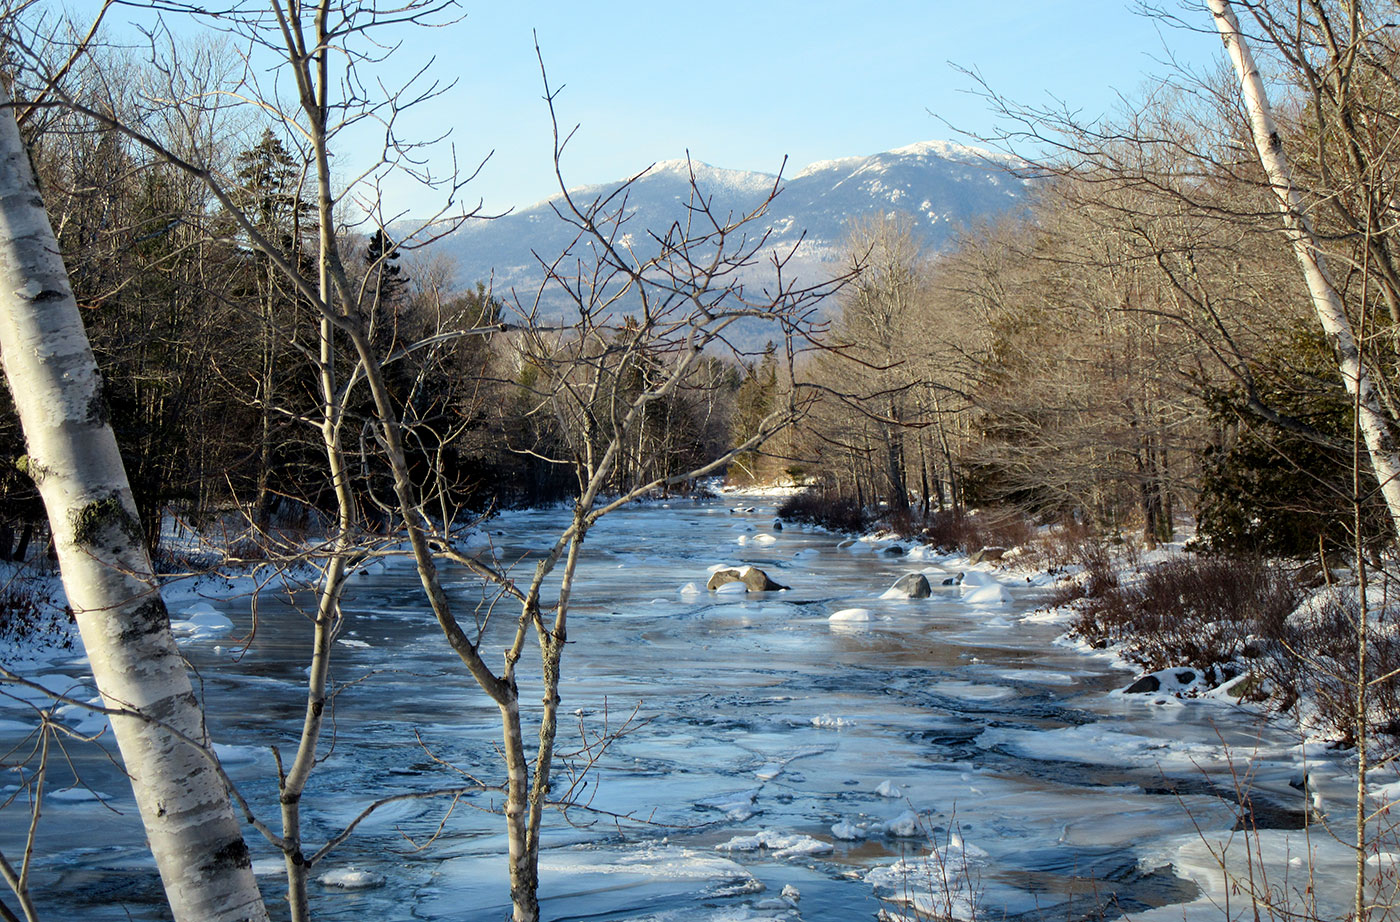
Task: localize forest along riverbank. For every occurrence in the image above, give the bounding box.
[0,494,1358,921]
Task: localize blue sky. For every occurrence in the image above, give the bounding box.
[115,1,1221,216]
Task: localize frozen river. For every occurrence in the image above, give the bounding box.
[1,495,1347,921]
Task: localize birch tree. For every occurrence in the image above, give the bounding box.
[1208,0,1400,545]
[1208,4,1400,917]
[0,80,269,922]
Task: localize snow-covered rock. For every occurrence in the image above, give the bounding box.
[707,565,789,592]
[968,546,1007,564]
[829,608,872,623]
[169,603,235,640]
[881,572,932,599]
[1122,667,1204,696]
[962,579,1013,605]
[883,810,922,837]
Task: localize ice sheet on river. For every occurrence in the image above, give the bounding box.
[1136,827,1368,922]
[423,844,765,920]
[0,495,1359,922]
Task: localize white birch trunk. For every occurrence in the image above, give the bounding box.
[0,84,269,922]
[1209,0,1400,543]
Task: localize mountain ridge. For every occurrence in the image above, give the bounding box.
[429,140,1032,301]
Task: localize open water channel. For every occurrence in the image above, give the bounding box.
[1,494,1349,921]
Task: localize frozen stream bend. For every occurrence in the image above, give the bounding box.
[0,496,1361,921]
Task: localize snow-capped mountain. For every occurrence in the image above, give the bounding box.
[433,140,1030,305]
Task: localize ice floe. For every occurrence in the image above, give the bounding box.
[318,867,387,889]
[715,829,833,859]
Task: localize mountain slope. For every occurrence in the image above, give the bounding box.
[434,140,1030,301]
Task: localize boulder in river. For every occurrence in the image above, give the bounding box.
[707,565,789,592]
[1123,674,1162,694]
[1123,668,1199,695]
[880,573,932,600]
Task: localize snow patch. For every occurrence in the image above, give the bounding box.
[754,762,784,781]
[46,787,105,802]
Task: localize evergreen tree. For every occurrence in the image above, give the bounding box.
[365,228,408,315]
[232,129,316,526]
[728,343,779,484]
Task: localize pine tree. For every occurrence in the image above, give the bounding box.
[232,129,314,526]
[365,228,407,315]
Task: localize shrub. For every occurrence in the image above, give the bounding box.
[1045,536,1119,607]
[0,578,73,647]
[1263,590,1400,745]
[1073,554,1301,675]
[920,506,1035,554]
[921,510,974,552]
[777,488,871,533]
